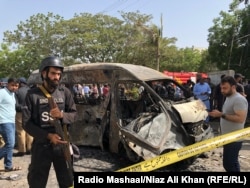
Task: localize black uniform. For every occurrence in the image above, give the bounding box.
[15,84,30,111]
[22,85,77,188]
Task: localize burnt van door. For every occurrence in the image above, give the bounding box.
[68,83,111,148]
[115,81,182,161]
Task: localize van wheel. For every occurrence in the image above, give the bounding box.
[118,142,142,163]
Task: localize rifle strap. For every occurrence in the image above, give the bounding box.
[38,85,69,142]
[39,85,51,98]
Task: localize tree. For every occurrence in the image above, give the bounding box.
[160,47,203,72]
[1,11,209,78]
[0,44,32,78]
[55,13,126,64]
[3,12,65,72]
[207,0,250,76]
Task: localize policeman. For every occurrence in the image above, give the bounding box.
[22,56,77,188]
[14,77,33,157]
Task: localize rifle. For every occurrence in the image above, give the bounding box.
[39,85,73,175]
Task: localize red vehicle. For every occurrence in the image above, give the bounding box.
[163,71,208,84]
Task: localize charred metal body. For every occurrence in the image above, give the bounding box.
[28,63,213,164]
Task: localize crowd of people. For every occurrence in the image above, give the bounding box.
[188,73,248,172]
[209,75,248,172]
[0,56,77,187]
[72,83,110,104]
[0,57,249,188]
[184,73,250,123]
[150,73,249,172]
[0,77,35,164]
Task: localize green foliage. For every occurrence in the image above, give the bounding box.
[0,44,33,78]
[207,0,250,77]
[0,11,207,79]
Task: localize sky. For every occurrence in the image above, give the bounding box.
[0,0,234,48]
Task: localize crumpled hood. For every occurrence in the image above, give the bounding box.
[172,100,208,123]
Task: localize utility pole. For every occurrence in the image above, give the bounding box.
[137,14,162,71]
[228,35,235,70]
[156,14,163,71]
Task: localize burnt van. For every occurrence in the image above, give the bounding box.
[27,63,213,163]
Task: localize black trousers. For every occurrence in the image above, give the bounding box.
[28,141,73,188]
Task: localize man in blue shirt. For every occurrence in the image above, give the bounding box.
[0,78,21,171]
[193,77,211,122]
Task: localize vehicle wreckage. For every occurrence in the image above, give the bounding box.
[27,62,213,164]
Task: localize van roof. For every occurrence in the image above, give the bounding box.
[28,63,171,84]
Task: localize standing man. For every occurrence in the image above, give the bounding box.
[234,73,247,97]
[102,84,110,98]
[205,77,216,110]
[214,74,226,112]
[193,77,211,122]
[209,76,248,172]
[22,56,77,188]
[244,80,250,122]
[0,78,21,171]
[14,77,33,157]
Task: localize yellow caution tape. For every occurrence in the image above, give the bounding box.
[116,127,250,172]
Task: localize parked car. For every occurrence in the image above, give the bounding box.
[27,63,213,164]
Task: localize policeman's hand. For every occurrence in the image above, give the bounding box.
[47,133,67,145]
[50,107,63,119]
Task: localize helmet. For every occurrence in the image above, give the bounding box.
[39,56,64,73]
[18,77,27,84]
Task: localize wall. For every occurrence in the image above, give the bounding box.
[207,70,235,85]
